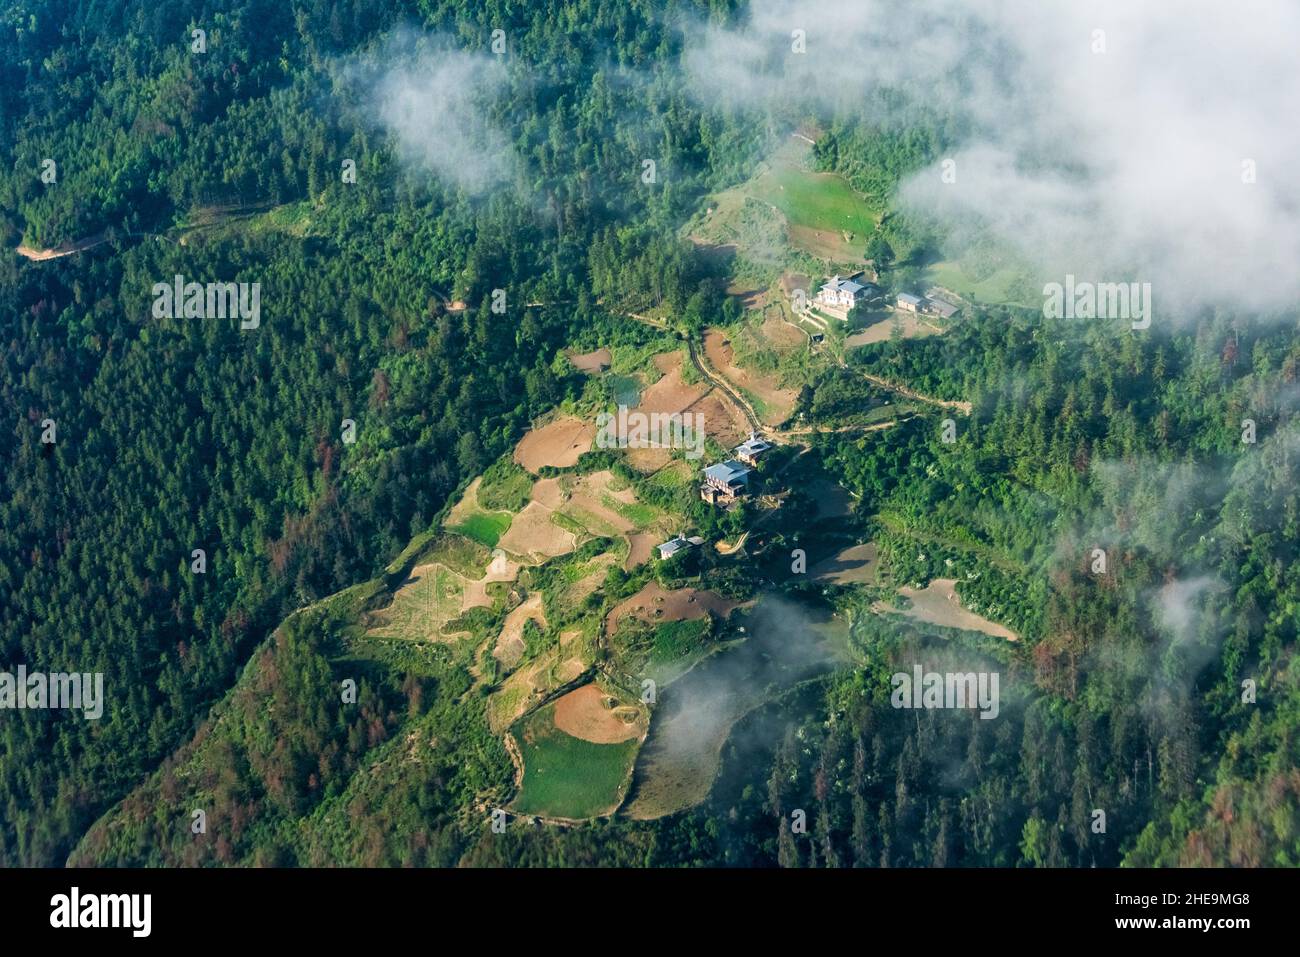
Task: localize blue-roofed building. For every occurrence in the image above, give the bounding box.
[818,275,866,309]
[733,432,774,466]
[815,274,879,320]
[700,459,752,504]
[657,534,705,560]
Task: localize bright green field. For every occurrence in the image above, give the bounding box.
[753,166,879,238]
[927,260,1039,308]
[511,704,640,819]
[646,462,692,489]
[689,139,880,265]
[450,511,511,548]
[651,618,710,663]
[601,494,659,529]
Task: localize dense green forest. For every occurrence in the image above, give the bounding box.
[0,0,754,865]
[682,314,1300,867]
[2,0,1297,869]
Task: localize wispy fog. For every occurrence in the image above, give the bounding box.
[355,32,517,196]
[682,0,1300,316]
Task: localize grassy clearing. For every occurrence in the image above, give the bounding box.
[600,494,659,529]
[690,193,793,278]
[489,683,532,732]
[548,510,589,539]
[684,136,888,277]
[926,260,1038,308]
[645,460,693,490]
[752,164,879,242]
[651,618,711,663]
[609,340,680,380]
[369,564,470,641]
[450,511,512,548]
[417,534,492,579]
[511,703,640,819]
[559,505,620,538]
[177,201,316,243]
[478,457,534,512]
[693,138,880,266]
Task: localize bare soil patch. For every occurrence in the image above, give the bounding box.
[652,350,684,375]
[625,447,673,473]
[444,477,486,527]
[16,232,108,261]
[760,313,808,351]
[624,533,658,570]
[787,223,868,263]
[846,313,943,347]
[444,476,514,533]
[556,657,586,682]
[488,634,592,731]
[493,594,547,669]
[563,470,638,534]
[369,562,479,641]
[703,329,798,425]
[685,392,748,448]
[553,684,645,744]
[811,543,879,585]
[636,360,708,417]
[461,550,521,608]
[497,501,577,561]
[605,581,747,637]
[529,477,566,510]
[568,347,612,374]
[514,418,596,473]
[874,578,1018,641]
[781,272,812,299]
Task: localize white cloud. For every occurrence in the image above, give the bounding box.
[683,0,1300,315]
[360,35,516,196]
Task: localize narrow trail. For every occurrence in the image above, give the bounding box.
[15,202,281,262]
[624,309,936,442]
[623,309,766,434]
[714,531,749,555]
[855,369,972,414]
[626,311,670,330]
[685,337,763,434]
[16,228,192,263]
[782,415,914,436]
[15,232,109,260]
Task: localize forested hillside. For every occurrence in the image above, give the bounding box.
[673,316,1300,867]
[3,0,1297,870]
[0,0,752,865]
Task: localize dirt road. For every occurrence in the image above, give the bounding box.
[856,370,972,414]
[15,232,108,261]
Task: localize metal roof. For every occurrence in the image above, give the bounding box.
[703,461,751,484]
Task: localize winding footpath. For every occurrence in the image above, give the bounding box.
[15,232,108,260]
